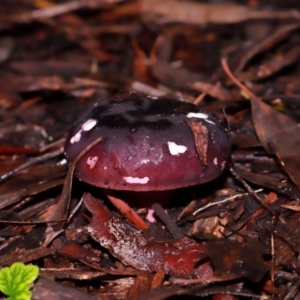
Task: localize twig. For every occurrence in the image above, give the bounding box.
[55,137,103,226]
[0,147,64,183]
[283,279,300,300]
[221,58,277,214]
[6,0,122,23]
[67,196,84,223]
[230,166,275,215]
[193,188,263,215]
[271,215,275,297]
[0,219,64,225]
[152,203,184,239]
[221,57,257,100]
[193,93,207,105]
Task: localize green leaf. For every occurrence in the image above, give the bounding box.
[0,262,39,300]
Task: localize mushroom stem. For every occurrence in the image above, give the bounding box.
[114,190,174,208]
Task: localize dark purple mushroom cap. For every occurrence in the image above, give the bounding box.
[65,95,230,191]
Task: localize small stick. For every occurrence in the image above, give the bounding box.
[0,147,64,183]
[193,188,264,215]
[230,166,275,215]
[221,57,258,100]
[55,137,103,226]
[193,92,206,105]
[67,196,84,223]
[0,219,65,225]
[270,215,275,297]
[221,58,276,215]
[152,203,184,240]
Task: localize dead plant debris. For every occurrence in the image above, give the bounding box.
[0,0,300,299]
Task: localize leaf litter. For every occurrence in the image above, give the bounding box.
[0,0,300,299]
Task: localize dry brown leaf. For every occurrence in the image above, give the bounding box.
[190,81,239,101]
[140,0,299,25]
[186,118,208,165]
[251,97,300,192]
[127,273,153,300]
[281,201,300,212]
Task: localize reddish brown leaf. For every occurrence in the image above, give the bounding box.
[57,242,100,266]
[127,273,153,300]
[150,269,165,289]
[84,193,212,279]
[205,238,269,282]
[150,60,204,90]
[33,277,100,300]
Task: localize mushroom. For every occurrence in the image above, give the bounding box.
[65,94,230,198]
[64,94,230,277]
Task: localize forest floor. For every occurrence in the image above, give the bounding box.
[0,1,300,299]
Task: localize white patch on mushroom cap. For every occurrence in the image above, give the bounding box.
[187,112,216,125]
[213,157,218,166]
[70,119,97,144]
[87,156,98,169]
[168,141,187,156]
[187,112,208,119]
[221,160,226,170]
[140,159,150,165]
[82,119,97,131]
[70,129,82,144]
[123,176,149,184]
